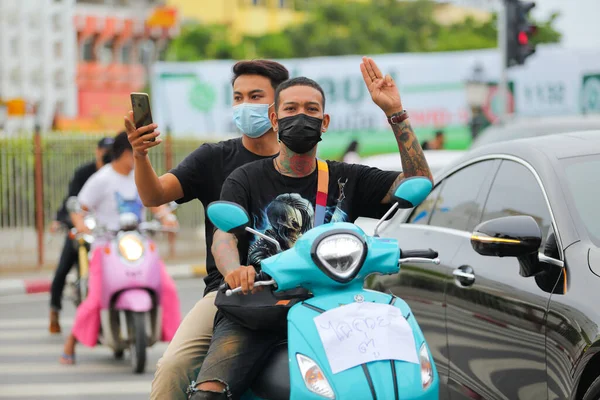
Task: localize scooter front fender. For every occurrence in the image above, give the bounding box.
[287,288,439,400]
[114,288,153,312]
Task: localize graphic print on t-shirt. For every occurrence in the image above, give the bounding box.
[115,192,144,222]
[247,178,349,267]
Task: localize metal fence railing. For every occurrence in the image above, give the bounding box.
[0,130,215,268]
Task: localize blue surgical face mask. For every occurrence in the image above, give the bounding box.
[232,103,273,138]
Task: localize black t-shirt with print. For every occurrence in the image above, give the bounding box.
[220,158,399,267]
[169,137,275,295]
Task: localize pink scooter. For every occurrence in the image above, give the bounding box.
[66,198,179,373]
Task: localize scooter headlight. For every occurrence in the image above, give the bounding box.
[419,343,434,389]
[296,353,335,399]
[118,233,144,262]
[312,231,367,283]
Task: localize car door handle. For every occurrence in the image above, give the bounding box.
[453,265,475,286]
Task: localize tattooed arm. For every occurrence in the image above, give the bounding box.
[212,229,259,295]
[212,229,241,277]
[380,118,432,204]
[358,56,432,204]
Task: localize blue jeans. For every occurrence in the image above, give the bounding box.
[192,312,285,400]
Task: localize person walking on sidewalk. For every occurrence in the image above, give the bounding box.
[124,60,288,400]
[49,137,114,334]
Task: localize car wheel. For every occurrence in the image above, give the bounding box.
[583,375,600,400]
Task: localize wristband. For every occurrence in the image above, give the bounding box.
[387,110,409,125]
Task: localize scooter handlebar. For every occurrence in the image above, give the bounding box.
[399,248,440,265]
[218,271,272,293]
[400,248,438,259]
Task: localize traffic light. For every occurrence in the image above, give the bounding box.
[506,0,537,67]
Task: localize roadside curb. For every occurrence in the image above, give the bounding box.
[0,263,207,297]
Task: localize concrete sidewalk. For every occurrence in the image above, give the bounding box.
[0,263,207,297]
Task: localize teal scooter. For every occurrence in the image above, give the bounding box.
[206,177,440,400]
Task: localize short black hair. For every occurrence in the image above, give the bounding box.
[112,131,132,160]
[274,77,326,111]
[435,130,444,138]
[231,60,289,90]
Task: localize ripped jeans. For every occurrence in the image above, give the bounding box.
[189,311,284,400]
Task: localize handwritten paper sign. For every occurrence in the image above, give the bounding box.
[314,302,419,374]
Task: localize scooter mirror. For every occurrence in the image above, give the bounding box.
[207,201,250,234]
[392,176,432,209]
[66,196,81,213]
[373,176,432,237]
[83,215,97,231]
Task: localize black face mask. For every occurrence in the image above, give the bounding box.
[277,114,323,154]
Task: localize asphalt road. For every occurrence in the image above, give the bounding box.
[0,278,206,399]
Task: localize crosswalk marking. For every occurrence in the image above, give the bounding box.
[0,382,152,398]
[0,316,168,398]
[0,318,74,329]
[0,362,156,375]
[0,342,168,356]
[0,329,64,340]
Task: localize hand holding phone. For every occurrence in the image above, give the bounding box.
[130,92,155,142]
[125,93,161,157]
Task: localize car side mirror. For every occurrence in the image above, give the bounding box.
[374,176,432,237]
[471,215,548,277]
[470,215,542,258]
[206,201,250,234]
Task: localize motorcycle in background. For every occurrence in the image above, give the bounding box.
[66,197,178,373]
[205,176,440,400]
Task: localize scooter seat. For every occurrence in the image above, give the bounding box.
[250,341,290,400]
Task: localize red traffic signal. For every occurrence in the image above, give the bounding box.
[506,0,537,67]
[518,31,528,45]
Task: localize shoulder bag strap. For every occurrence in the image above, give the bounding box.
[314,158,329,227]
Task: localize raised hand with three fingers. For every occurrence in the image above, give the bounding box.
[359,56,404,117]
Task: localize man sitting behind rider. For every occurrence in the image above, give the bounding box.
[188,57,433,399]
[126,60,288,400]
[59,131,181,364]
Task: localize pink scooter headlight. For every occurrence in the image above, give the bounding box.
[118,233,144,262]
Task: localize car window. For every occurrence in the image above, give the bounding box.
[562,154,600,246]
[408,184,442,225]
[481,160,552,248]
[428,160,497,231]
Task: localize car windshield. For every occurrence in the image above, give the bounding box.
[562,154,600,245]
[471,120,600,148]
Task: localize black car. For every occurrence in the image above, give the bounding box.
[364,131,600,400]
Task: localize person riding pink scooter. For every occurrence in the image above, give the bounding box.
[60,131,181,365]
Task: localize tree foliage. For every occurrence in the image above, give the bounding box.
[165,0,562,61]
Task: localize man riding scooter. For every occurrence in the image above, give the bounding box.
[49,137,114,333]
[188,57,432,399]
[59,131,181,365]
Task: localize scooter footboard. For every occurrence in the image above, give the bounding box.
[285,288,439,399]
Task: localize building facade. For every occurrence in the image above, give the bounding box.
[0,0,77,134]
[0,0,178,134]
[61,0,178,131]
